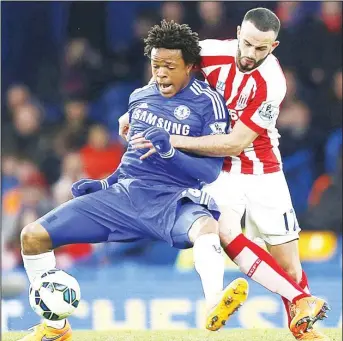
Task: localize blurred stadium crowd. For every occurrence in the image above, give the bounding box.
[2,2,342,271]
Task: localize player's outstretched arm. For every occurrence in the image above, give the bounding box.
[170,77,284,157]
[170,120,258,157]
[168,150,223,184]
[142,126,223,183]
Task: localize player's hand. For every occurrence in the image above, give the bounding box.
[71,179,109,198]
[143,126,174,158]
[139,147,157,160]
[118,112,130,142]
[130,131,157,159]
[131,131,182,160]
[130,132,153,147]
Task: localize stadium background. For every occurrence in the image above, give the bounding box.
[1,1,342,332]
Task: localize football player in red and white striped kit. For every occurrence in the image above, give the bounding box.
[128,9,330,340]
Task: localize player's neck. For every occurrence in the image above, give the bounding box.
[179,76,195,93]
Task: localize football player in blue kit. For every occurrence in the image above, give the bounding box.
[19,20,248,340]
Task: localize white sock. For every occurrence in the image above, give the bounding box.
[193,233,224,308]
[22,251,56,283]
[22,251,66,329]
[233,248,306,302]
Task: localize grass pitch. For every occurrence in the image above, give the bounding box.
[2,329,342,341]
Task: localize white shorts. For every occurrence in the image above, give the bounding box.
[203,171,301,245]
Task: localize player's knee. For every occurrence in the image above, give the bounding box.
[218,222,241,246]
[188,215,219,242]
[21,222,53,255]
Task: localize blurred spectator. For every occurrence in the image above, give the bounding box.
[300,148,342,233]
[292,2,342,88]
[5,84,32,122]
[3,159,44,225]
[277,100,324,158]
[2,154,19,195]
[37,98,90,185]
[52,152,85,205]
[320,1,342,33]
[283,68,298,104]
[276,2,303,28]
[80,124,124,179]
[3,161,53,252]
[196,2,236,40]
[282,67,313,109]
[111,10,158,84]
[2,102,51,164]
[58,98,92,151]
[61,38,107,100]
[325,70,342,132]
[160,2,185,23]
[16,172,51,228]
[310,69,342,134]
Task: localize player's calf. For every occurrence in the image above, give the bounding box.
[221,233,312,304]
[267,240,303,283]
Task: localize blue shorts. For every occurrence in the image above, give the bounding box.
[39,179,220,250]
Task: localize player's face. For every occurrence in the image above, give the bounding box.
[150,48,193,98]
[236,21,279,72]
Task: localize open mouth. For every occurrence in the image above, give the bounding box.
[159,83,173,92]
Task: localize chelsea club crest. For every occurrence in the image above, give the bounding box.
[174,105,190,120]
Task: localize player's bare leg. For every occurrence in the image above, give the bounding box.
[268,241,330,340]
[188,216,248,331]
[19,222,72,341]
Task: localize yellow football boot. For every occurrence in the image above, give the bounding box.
[290,296,330,337]
[17,320,72,341]
[206,277,249,331]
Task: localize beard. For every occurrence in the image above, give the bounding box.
[237,44,270,72]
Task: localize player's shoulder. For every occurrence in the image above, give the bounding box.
[256,55,287,93]
[189,79,227,118]
[129,82,157,104]
[190,79,225,103]
[200,39,237,57]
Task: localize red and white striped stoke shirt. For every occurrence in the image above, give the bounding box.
[199,39,287,175]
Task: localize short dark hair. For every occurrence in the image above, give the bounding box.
[243,7,280,37]
[144,20,201,65]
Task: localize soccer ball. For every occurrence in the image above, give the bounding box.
[29,269,81,320]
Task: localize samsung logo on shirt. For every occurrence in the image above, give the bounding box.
[132,109,190,136]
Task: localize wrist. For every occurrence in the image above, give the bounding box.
[159,146,175,159]
[100,179,109,190]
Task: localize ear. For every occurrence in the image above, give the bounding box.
[186,64,194,75]
[237,25,241,39]
[270,40,280,53]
